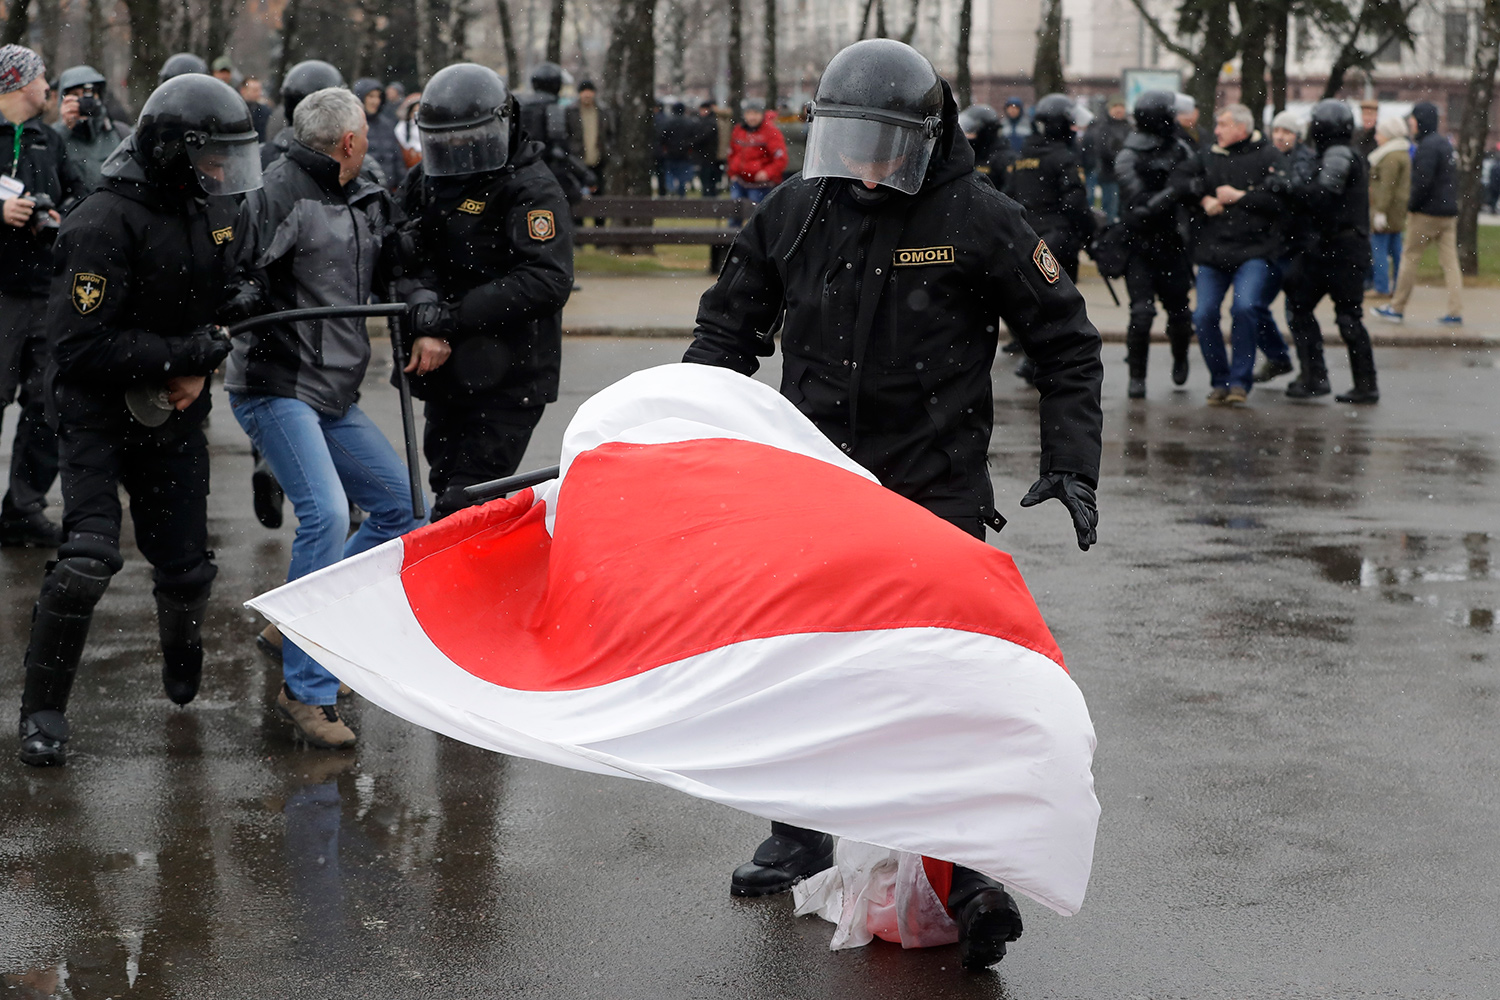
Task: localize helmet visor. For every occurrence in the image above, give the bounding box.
[188,134,262,195]
[802,113,937,196]
[419,117,510,176]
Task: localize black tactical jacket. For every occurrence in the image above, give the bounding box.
[1279,143,1371,262]
[1004,133,1093,251]
[1,115,85,298]
[685,87,1103,526]
[398,134,573,407]
[1115,130,1195,253]
[1273,142,1319,256]
[46,140,243,427]
[1177,131,1285,270]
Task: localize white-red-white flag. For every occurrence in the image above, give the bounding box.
[248,364,1099,915]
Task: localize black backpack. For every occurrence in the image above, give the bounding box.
[1089,221,1130,279]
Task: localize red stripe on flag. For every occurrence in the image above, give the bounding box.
[399,439,1064,691]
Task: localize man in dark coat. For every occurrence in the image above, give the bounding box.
[1178,103,1284,404]
[1006,94,1094,282]
[353,77,407,190]
[1376,100,1461,325]
[685,39,1102,971]
[400,64,574,521]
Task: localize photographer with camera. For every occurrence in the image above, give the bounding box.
[1,45,85,548]
[53,65,133,191]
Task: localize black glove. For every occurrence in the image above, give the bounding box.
[1020,472,1098,552]
[217,280,266,325]
[406,289,454,339]
[170,324,232,375]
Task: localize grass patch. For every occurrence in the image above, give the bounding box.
[575,244,713,275]
[1414,221,1500,287]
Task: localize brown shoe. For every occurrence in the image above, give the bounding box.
[276,684,356,748]
[257,623,283,663]
[1206,387,1229,405]
[337,682,354,698]
[1225,387,1249,405]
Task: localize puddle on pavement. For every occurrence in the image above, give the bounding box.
[1291,531,1496,633]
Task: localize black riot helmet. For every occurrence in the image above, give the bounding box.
[530,61,564,96]
[1031,93,1077,140]
[958,104,1001,159]
[159,53,208,83]
[280,60,345,119]
[1308,99,1355,152]
[128,74,262,196]
[803,38,944,196]
[418,63,513,176]
[1132,90,1177,139]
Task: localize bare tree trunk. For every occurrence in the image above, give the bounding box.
[1235,0,1267,127]
[898,0,919,44]
[1033,0,1064,96]
[174,0,192,54]
[494,0,519,85]
[1186,11,1233,114]
[665,1,686,93]
[604,0,657,196]
[1,0,31,46]
[274,0,298,103]
[85,0,106,68]
[546,0,565,65]
[1457,0,1500,274]
[764,0,778,110]
[126,0,170,108]
[35,0,59,70]
[727,0,743,112]
[857,0,876,39]
[1270,0,1288,114]
[955,0,971,107]
[874,0,886,37]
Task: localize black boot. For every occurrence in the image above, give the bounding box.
[251,449,285,529]
[157,586,210,706]
[0,507,63,548]
[1127,377,1147,399]
[18,557,112,766]
[1335,313,1379,403]
[950,866,1024,970]
[1286,308,1331,399]
[730,822,834,897]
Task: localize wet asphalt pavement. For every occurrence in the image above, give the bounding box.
[1,341,1497,999]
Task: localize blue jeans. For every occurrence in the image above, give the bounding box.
[1194,259,1275,391]
[1256,258,1294,365]
[663,159,696,196]
[231,394,425,704]
[1370,231,1403,294]
[1099,180,1119,222]
[729,181,771,228]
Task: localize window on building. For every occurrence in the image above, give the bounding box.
[1444,11,1470,66]
[1378,89,1399,102]
[1294,15,1311,61]
[1149,31,1160,67]
[1374,34,1403,64]
[1448,92,1465,128]
[1062,18,1073,66]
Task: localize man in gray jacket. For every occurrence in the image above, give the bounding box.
[225,87,446,748]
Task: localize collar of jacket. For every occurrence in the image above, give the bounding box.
[1369,137,1410,167]
[1211,130,1263,155]
[287,139,352,197]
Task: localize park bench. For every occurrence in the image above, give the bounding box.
[573,195,755,270]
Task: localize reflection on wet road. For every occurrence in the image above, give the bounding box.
[1,344,1496,998]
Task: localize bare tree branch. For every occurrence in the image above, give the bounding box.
[1125,0,1197,62]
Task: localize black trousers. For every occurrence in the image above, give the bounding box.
[1283,240,1377,385]
[1123,246,1194,378]
[0,293,60,517]
[56,414,216,601]
[424,399,545,520]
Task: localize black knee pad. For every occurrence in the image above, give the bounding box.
[57,531,124,573]
[154,555,218,606]
[39,556,114,616]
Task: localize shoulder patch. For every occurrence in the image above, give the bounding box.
[457,198,486,215]
[894,246,956,267]
[211,226,234,245]
[1032,240,1061,284]
[526,209,557,241]
[71,272,106,315]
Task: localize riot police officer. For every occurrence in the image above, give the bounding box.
[1005,93,1093,282]
[261,59,344,168]
[53,65,133,191]
[684,38,1102,970]
[516,61,593,203]
[1272,99,1379,403]
[399,63,573,520]
[16,74,262,766]
[958,103,1012,192]
[1114,90,1195,397]
[158,52,208,83]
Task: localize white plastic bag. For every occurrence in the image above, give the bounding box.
[792,840,959,950]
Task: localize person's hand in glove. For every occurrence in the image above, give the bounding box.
[169,324,232,376]
[217,280,266,325]
[1020,472,1099,551]
[409,299,454,340]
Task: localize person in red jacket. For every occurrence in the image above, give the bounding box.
[727,98,787,205]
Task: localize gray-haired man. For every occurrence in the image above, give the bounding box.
[226,87,444,748]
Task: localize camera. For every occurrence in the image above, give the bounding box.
[77,95,102,119]
[28,192,59,239]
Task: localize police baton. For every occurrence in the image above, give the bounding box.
[228,303,427,521]
[1101,275,1120,306]
[462,465,561,504]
